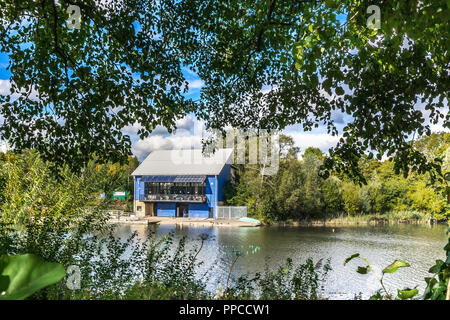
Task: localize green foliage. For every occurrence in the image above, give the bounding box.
[91,156,138,211]
[0,150,106,224]
[341,182,361,216]
[382,260,410,274]
[228,133,450,223]
[0,1,447,180]
[223,258,332,300]
[190,0,448,182]
[0,150,138,223]
[397,288,419,300]
[0,151,332,300]
[407,181,447,220]
[344,254,360,265]
[321,177,343,215]
[0,254,66,300]
[423,228,450,300]
[0,210,332,300]
[303,147,324,160]
[0,211,211,300]
[344,254,417,300]
[0,0,197,170]
[93,157,138,197]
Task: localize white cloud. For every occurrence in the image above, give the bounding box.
[129,112,342,161]
[127,98,447,161]
[0,79,12,96]
[0,141,10,153]
[188,79,204,90]
[122,114,197,137]
[129,114,203,160]
[132,135,202,160]
[122,122,143,135]
[174,114,195,132]
[0,79,40,100]
[290,133,341,154]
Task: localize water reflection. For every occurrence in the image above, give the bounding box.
[113,223,448,299]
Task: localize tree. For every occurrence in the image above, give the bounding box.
[322,176,343,216]
[303,147,324,160]
[0,0,197,170]
[0,150,104,224]
[279,135,300,159]
[0,1,448,179]
[93,156,138,196]
[341,182,361,216]
[408,181,447,220]
[301,151,324,217]
[188,0,448,182]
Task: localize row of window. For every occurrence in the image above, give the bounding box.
[145,182,206,195]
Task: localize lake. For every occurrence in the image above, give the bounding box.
[113,223,449,299]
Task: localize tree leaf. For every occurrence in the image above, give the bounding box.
[429,260,444,274]
[397,288,419,300]
[369,291,383,300]
[335,86,345,96]
[443,240,450,251]
[344,253,360,265]
[0,254,66,300]
[0,275,10,292]
[382,260,410,274]
[357,266,369,274]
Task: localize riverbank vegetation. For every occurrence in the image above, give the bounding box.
[0,150,138,222]
[225,132,450,224]
[0,145,448,300]
[0,150,331,300]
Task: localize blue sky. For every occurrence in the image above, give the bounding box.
[0,53,11,78]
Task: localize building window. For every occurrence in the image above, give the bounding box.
[144,181,206,200]
[137,206,142,211]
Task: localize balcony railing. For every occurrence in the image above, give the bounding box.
[143,194,206,202]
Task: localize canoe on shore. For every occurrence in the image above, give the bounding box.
[239,217,262,225]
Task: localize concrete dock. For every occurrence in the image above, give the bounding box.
[142,216,261,227]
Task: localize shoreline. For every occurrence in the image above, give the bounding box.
[109,216,262,228]
[108,214,447,228]
[269,218,447,227]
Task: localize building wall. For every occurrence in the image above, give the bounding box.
[134,200,146,217]
[205,176,216,217]
[134,176,145,201]
[188,202,211,218]
[217,164,231,202]
[156,202,176,217]
[133,165,231,218]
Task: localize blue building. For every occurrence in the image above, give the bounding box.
[132,149,234,218]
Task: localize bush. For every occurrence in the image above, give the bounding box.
[223,258,331,300]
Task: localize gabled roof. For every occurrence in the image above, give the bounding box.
[131,149,233,176]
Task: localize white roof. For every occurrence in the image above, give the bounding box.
[132,149,233,176]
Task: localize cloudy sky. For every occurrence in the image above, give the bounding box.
[124,69,448,161]
[120,65,354,161]
[125,113,347,161]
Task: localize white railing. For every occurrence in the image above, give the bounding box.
[105,210,134,219]
[216,206,247,220]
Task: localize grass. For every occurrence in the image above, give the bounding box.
[271,211,434,226]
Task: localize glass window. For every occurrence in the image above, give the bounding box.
[145,180,205,197]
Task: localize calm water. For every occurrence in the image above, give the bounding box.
[113,223,448,299]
